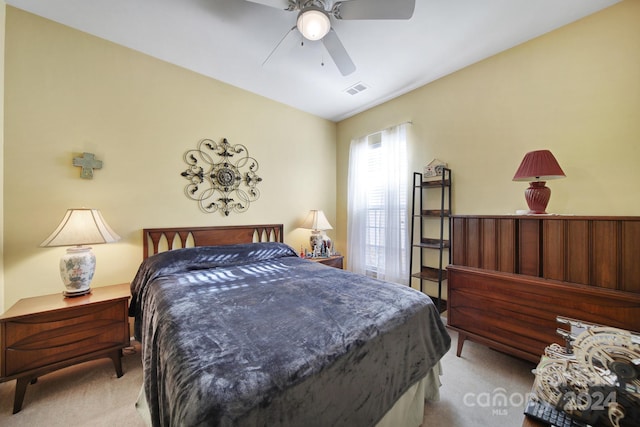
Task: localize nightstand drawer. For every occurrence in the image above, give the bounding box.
[309,255,344,269]
[3,299,128,377]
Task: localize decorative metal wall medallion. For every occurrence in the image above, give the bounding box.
[180,138,262,215]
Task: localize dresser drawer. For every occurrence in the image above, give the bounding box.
[3,299,128,377]
[447,265,640,362]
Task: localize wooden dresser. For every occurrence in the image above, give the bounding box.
[0,283,130,413]
[447,215,640,363]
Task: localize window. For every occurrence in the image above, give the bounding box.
[347,123,408,285]
[365,136,384,276]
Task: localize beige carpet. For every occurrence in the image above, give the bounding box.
[0,329,536,426]
[0,343,146,427]
[423,332,536,426]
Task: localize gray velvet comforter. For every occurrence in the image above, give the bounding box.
[130,242,450,427]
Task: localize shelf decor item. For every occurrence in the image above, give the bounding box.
[513,149,566,214]
[423,158,447,181]
[40,208,121,297]
[301,209,333,256]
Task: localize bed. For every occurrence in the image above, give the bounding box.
[130,224,451,426]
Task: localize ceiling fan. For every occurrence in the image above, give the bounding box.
[245,0,416,76]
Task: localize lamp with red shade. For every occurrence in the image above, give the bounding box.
[513,150,566,214]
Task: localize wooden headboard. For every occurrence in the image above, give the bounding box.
[143,224,284,259]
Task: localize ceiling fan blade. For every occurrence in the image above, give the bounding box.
[262,26,297,67]
[244,0,290,10]
[322,29,356,76]
[334,0,415,20]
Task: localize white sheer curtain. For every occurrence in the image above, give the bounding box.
[347,123,408,285]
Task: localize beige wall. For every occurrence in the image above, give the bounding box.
[4,2,640,308]
[3,7,336,310]
[336,1,640,259]
[0,1,5,311]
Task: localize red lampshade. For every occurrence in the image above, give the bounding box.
[513,150,565,181]
[513,150,566,214]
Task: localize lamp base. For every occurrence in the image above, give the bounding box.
[63,288,92,297]
[60,246,95,298]
[524,181,552,214]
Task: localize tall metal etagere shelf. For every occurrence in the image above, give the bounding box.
[409,168,451,312]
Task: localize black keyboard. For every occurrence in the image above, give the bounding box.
[524,398,589,427]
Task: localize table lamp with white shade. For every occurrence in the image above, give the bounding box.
[40,208,121,297]
[301,209,333,256]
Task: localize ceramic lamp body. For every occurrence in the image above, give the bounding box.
[310,232,322,250]
[524,181,551,214]
[60,246,95,296]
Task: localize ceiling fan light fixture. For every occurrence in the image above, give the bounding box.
[297,8,331,41]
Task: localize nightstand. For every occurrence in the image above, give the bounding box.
[309,255,344,269]
[0,283,131,413]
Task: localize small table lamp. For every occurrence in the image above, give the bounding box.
[40,208,121,297]
[513,150,566,214]
[301,209,333,256]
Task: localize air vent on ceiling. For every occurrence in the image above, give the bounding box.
[344,82,369,96]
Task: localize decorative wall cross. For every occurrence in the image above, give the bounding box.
[73,152,103,179]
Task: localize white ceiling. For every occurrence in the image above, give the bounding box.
[6,0,620,122]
